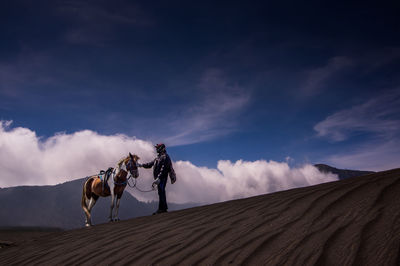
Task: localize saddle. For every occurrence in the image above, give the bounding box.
[98,167,114,191]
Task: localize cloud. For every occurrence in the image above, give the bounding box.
[324,139,400,171]
[0,121,337,203]
[314,90,400,141]
[0,57,250,147]
[314,90,400,171]
[0,120,155,187]
[169,160,337,204]
[300,49,400,99]
[301,56,353,97]
[165,68,251,146]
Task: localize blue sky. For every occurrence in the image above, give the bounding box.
[1,0,399,171]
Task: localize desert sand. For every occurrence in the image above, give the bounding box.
[1,168,399,265]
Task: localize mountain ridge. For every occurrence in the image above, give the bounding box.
[314,164,375,180]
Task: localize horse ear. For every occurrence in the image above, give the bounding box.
[129,152,133,159]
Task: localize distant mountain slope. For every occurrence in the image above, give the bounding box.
[314,164,375,180]
[0,178,196,229]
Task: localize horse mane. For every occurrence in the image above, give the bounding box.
[117,154,139,168]
[117,156,130,168]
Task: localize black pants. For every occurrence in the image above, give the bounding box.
[157,177,168,211]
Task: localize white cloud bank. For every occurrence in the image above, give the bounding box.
[0,121,337,203]
[168,160,337,204]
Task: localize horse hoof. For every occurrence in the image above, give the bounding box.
[85,223,92,227]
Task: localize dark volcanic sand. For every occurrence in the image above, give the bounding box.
[1,168,399,265]
[0,227,62,249]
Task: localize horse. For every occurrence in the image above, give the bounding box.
[81,153,140,227]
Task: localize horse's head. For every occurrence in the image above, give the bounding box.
[126,152,140,178]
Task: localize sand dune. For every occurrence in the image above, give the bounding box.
[1,168,399,265]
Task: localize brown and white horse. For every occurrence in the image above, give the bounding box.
[81,153,140,226]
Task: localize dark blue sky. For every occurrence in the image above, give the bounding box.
[1,0,399,170]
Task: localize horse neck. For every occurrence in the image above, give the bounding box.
[119,159,128,171]
[114,165,128,181]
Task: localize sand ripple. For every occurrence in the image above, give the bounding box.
[0,168,399,265]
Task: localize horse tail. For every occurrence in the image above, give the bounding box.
[81,177,92,218]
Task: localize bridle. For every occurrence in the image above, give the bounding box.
[126,158,138,178]
[112,158,138,186]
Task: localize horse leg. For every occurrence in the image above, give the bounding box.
[114,196,121,221]
[85,212,91,226]
[82,178,93,227]
[88,194,99,212]
[109,193,116,222]
[83,198,91,227]
[86,197,97,226]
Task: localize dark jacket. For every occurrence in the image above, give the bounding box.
[142,153,172,180]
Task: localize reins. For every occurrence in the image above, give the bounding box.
[127,174,155,193]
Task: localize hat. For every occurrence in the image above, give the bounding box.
[155,143,166,153]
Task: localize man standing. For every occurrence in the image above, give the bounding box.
[139,143,176,214]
